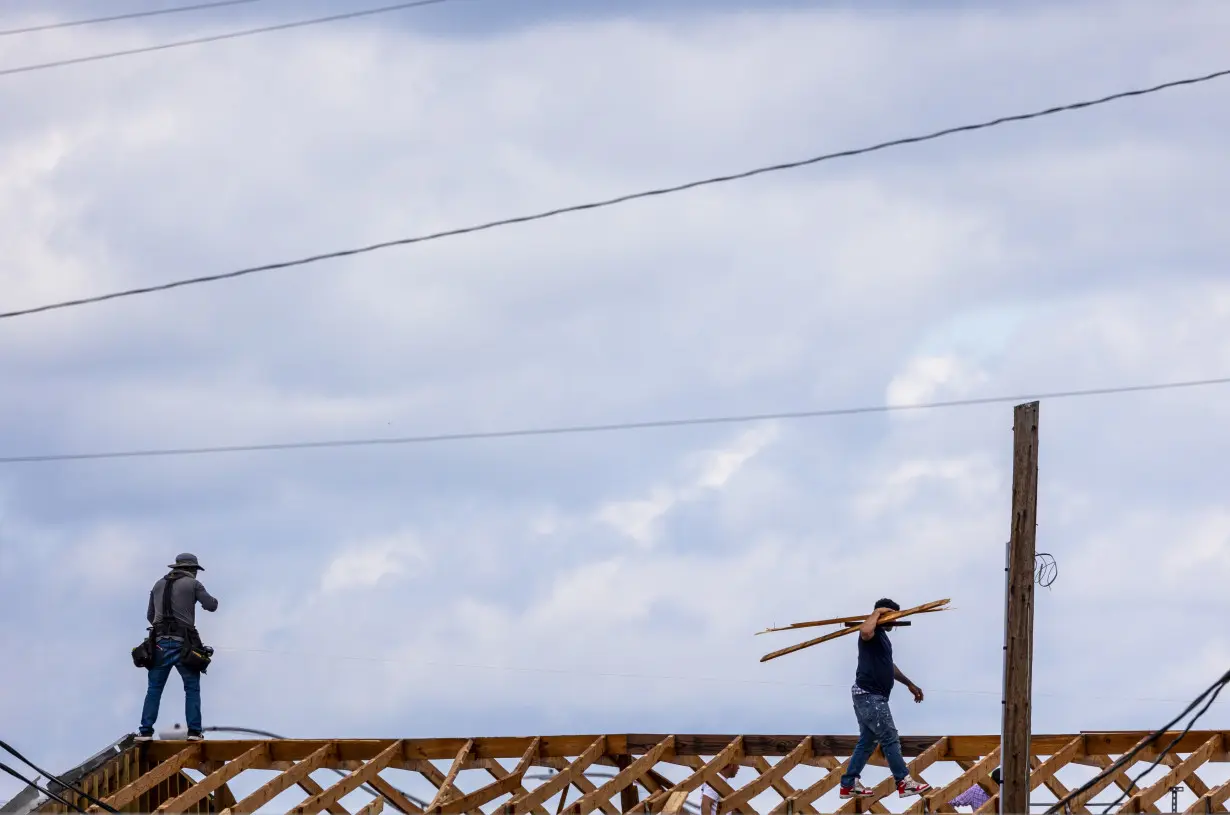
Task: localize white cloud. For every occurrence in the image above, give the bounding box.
[319,531,428,595]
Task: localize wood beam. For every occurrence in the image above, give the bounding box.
[769,759,850,815]
[223,743,338,815]
[1119,736,1222,813]
[661,737,745,815]
[722,737,812,814]
[291,740,405,815]
[90,744,202,812]
[357,798,387,815]
[435,738,540,814]
[910,744,998,815]
[366,776,424,815]
[426,740,475,812]
[155,743,268,813]
[568,737,676,815]
[504,737,606,815]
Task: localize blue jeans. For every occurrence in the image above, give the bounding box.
[841,691,909,786]
[139,638,202,735]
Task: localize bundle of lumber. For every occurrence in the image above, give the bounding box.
[757,598,951,662]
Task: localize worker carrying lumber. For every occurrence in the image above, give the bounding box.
[700,764,738,815]
[134,553,218,742]
[838,598,932,800]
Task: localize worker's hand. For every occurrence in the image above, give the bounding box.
[910,684,924,703]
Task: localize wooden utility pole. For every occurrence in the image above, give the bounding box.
[1001,401,1040,814]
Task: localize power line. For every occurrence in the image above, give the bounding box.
[212,645,1195,705]
[0,761,83,813]
[1044,668,1230,814]
[0,0,460,78]
[2,68,1228,321]
[1096,671,1229,814]
[0,375,1226,465]
[0,0,271,37]
[0,739,118,813]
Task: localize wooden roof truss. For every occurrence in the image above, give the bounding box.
[34,732,1230,815]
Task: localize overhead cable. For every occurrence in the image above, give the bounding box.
[0,761,84,813]
[1044,667,1230,814]
[0,375,1226,465]
[1,66,1227,320]
[0,0,460,78]
[0,739,119,812]
[0,0,271,37]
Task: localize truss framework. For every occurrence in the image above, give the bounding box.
[35,732,1230,815]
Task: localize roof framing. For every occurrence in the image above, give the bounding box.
[29,732,1230,815]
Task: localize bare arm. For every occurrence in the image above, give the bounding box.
[702,794,717,815]
[895,664,924,701]
[859,607,886,641]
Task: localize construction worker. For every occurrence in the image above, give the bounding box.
[838,599,931,800]
[136,553,218,742]
[949,768,1001,811]
[700,764,738,815]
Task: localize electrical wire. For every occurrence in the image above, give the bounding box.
[0,761,85,813]
[1034,552,1058,588]
[1096,670,1230,814]
[0,0,271,37]
[1,67,1228,320]
[1044,668,1230,814]
[0,0,462,78]
[0,739,119,813]
[1,375,1227,465]
[210,644,1196,704]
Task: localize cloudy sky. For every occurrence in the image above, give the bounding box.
[1,0,1229,809]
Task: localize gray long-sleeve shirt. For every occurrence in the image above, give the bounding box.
[146,570,218,638]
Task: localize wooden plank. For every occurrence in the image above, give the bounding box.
[909,743,998,815]
[661,737,744,815]
[505,737,607,815]
[156,743,269,813]
[573,772,623,815]
[567,737,675,815]
[436,738,540,814]
[477,756,551,815]
[838,736,950,815]
[222,742,338,815]
[721,737,812,813]
[292,741,405,815]
[627,735,948,759]
[1163,753,1212,797]
[91,744,202,812]
[367,776,424,815]
[299,775,354,815]
[1002,400,1039,815]
[1120,735,1222,813]
[756,608,945,634]
[769,759,850,815]
[1183,778,1230,814]
[425,740,475,812]
[759,599,951,662]
[357,798,387,815]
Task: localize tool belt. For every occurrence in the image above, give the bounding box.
[131,574,214,674]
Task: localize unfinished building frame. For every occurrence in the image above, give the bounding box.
[31,732,1230,815]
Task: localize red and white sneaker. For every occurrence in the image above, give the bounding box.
[897,779,931,798]
[839,781,874,799]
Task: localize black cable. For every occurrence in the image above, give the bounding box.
[1097,673,1230,814]
[0,760,85,813]
[0,0,270,37]
[0,739,120,813]
[1034,553,1058,588]
[2,67,1228,321]
[0,0,461,78]
[1045,668,1230,814]
[0,375,1227,465]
